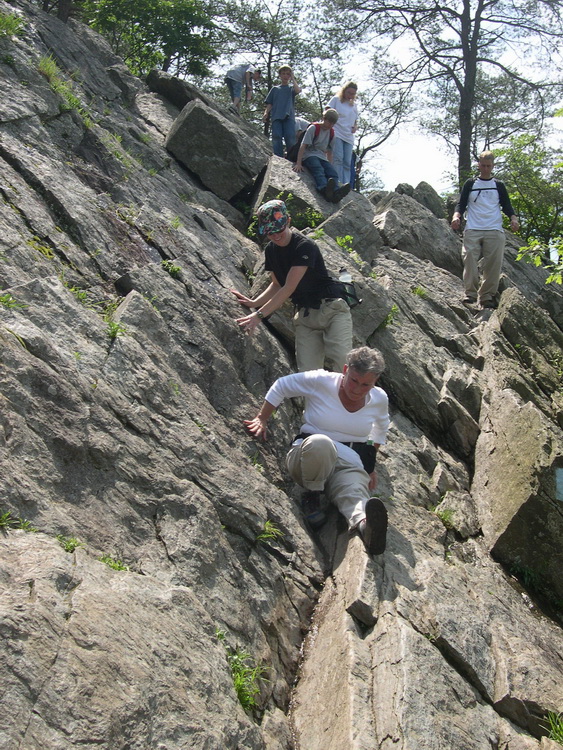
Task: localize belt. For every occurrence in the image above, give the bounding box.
[295,432,362,449]
[296,297,342,316]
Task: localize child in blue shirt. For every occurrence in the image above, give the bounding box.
[263,65,302,157]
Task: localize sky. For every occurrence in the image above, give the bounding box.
[366,127,456,195]
[225,34,562,198]
[369,115,563,195]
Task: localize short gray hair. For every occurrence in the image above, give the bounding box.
[346,346,385,377]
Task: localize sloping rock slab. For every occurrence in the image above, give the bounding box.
[372,192,463,276]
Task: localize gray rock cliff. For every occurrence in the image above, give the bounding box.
[1,1,562,748]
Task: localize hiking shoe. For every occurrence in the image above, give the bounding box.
[332,183,351,203]
[480,299,496,309]
[300,490,327,531]
[360,497,388,555]
[322,178,336,202]
[462,295,477,305]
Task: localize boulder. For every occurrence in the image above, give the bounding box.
[314,194,385,263]
[251,154,346,221]
[372,192,464,276]
[413,180,446,218]
[472,291,563,604]
[395,182,414,196]
[165,99,271,201]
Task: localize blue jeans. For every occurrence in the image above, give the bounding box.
[331,138,353,185]
[302,156,340,191]
[272,117,296,157]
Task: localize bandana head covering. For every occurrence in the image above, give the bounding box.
[256,200,289,236]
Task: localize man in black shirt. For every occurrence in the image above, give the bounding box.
[232,200,353,371]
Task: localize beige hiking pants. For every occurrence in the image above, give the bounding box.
[293,298,353,373]
[286,434,369,528]
[462,229,505,303]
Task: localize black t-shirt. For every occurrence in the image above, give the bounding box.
[264,231,342,308]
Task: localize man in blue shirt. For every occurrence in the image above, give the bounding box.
[263,66,301,157]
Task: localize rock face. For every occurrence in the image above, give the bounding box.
[1,1,563,749]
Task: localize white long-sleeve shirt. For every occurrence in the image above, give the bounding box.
[265,369,389,445]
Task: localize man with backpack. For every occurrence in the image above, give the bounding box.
[292,109,351,203]
[451,150,519,309]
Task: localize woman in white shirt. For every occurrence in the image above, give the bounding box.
[326,81,359,185]
[243,347,390,555]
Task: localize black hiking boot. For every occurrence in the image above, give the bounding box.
[360,497,388,555]
[300,490,327,531]
[322,178,336,202]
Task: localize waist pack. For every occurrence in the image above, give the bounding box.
[295,433,376,473]
[337,280,362,308]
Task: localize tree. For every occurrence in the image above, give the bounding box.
[496,132,563,283]
[497,134,563,244]
[79,0,219,78]
[329,0,563,184]
[423,70,554,174]
[212,0,350,135]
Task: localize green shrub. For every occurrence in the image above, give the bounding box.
[0,293,27,309]
[216,629,267,711]
[38,55,84,114]
[0,12,25,37]
[378,304,399,329]
[99,554,128,571]
[107,320,127,340]
[0,511,36,531]
[543,711,563,744]
[57,535,84,553]
[256,520,284,543]
[434,507,454,530]
[412,286,427,298]
[161,259,181,278]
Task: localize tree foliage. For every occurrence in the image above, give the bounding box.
[496,132,563,283]
[330,0,563,184]
[214,0,351,93]
[79,0,219,78]
[497,134,563,245]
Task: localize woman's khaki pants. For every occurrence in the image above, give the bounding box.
[286,434,369,529]
[293,298,353,373]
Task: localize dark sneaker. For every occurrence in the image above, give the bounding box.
[462,295,477,305]
[323,178,336,202]
[361,497,388,555]
[480,299,496,309]
[332,183,351,203]
[300,490,327,530]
